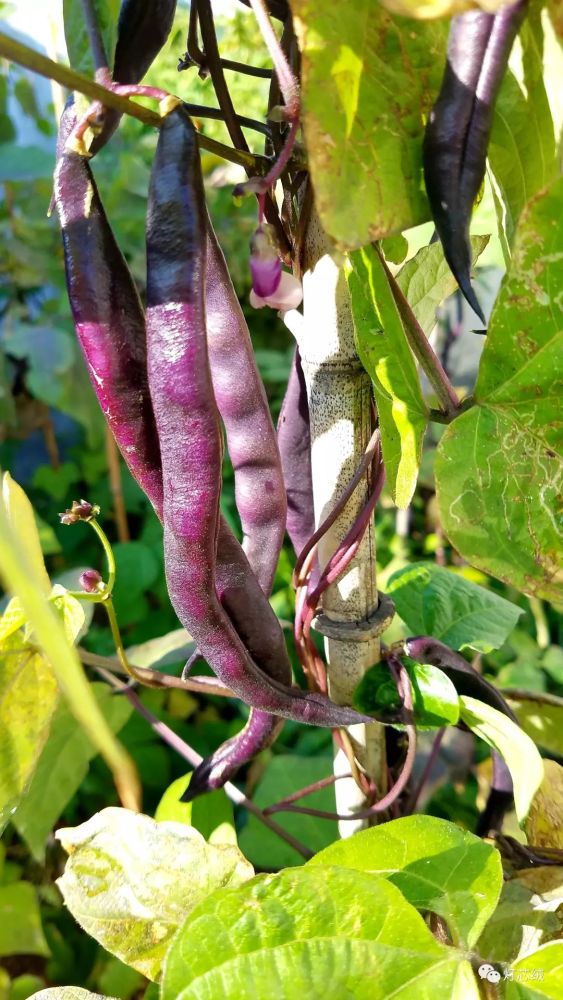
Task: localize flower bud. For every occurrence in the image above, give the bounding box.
[250,226,282,298]
[79,569,103,593]
[59,499,100,525]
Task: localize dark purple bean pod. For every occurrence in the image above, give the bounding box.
[183,712,285,801]
[277,348,316,559]
[404,636,517,722]
[90,0,178,155]
[146,108,375,728]
[423,1,527,323]
[206,219,287,596]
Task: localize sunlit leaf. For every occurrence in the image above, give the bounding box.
[347,245,428,507]
[56,808,254,981]
[506,941,563,998]
[396,237,489,336]
[162,866,477,1000]
[459,696,544,823]
[2,472,50,594]
[289,0,446,247]
[309,814,502,948]
[524,759,563,851]
[436,179,563,603]
[155,773,236,846]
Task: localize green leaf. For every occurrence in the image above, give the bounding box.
[30,992,117,1000]
[2,473,51,595]
[155,773,236,846]
[161,866,476,1000]
[354,659,460,728]
[347,245,428,507]
[506,941,563,999]
[436,179,563,603]
[396,237,489,335]
[309,814,502,948]
[0,598,26,642]
[387,562,523,652]
[56,807,254,981]
[48,586,86,645]
[0,882,50,957]
[290,0,446,247]
[12,684,132,862]
[490,8,557,247]
[459,696,544,824]
[63,0,120,77]
[0,637,58,835]
[125,628,194,672]
[238,756,338,869]
[509,694,563,757]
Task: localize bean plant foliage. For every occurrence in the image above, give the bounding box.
[0,0,561,998]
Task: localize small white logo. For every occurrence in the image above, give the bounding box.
[478,964,501,983]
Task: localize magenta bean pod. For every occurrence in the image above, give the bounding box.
[277,348,315,559]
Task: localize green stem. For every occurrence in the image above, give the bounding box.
[103,596,157,686]
[89,518,116,593]
[0,31,262,171]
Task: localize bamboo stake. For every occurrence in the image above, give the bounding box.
[295,211,387,836]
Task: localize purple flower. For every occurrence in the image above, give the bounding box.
[250,226,282,298]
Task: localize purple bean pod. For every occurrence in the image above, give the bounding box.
[146,108,375,729]
[423,1,527,322]
[277,348,316,560]
[206,218,287,595]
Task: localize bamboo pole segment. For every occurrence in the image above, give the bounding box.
[294,211,388,836]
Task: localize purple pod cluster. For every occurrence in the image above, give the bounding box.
[423,0,527,322]
[145,109,374,730]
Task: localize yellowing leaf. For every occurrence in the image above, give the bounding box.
[57,808,254,981]
[459,696,544,824]
[524,760,563,851]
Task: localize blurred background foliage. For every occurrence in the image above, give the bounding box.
[0,2,561,997]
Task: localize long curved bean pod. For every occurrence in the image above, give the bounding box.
[277,348,315,559]
[206,219,287,595]
[404,636,517,722]
[423,1,527,322]
[146,108,375,728]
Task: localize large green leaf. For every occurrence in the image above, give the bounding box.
[238,756,338,870]
[309,814,502,948]
[12,684,132,861]
[396,237,489,336]
[387,562,523,652]
[0,637,58,835]
[161,866,477,1000]
[0,882,50,957]
[63,0,120,78]
[506,941,563,999]
[489,7,557,247]
[290,0,446,247]
[459,696,544,824]
[56,807,254,981]
[347,245,428,507]
[435,179,563,604]
[477,876,563,965]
